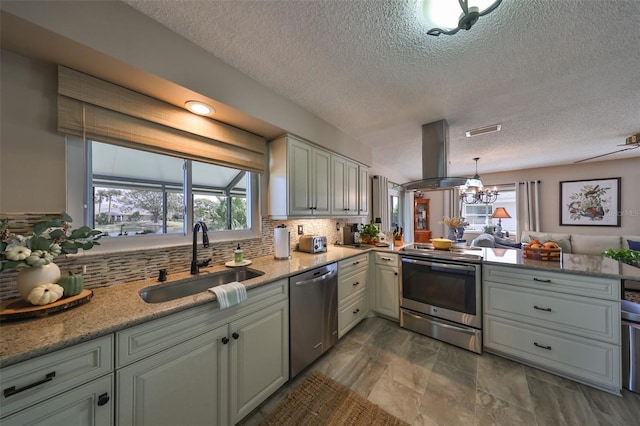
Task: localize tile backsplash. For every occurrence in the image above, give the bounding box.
[0,213,359,301]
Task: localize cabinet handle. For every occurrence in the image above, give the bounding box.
[534,305,552,312]
[533,277,552,283]
[394,272,398,276]
[381,257,392,261]
[3,372,56,397]
[353,281,359,286]
[232,332,240,340]
[353,261,360,265]
[353,308,360,314]
[222,337,229,344]
[533,342,552,350]
[97,393,110,406]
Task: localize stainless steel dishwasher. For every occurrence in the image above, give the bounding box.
[289,262,338,378]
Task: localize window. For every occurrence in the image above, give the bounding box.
[461,185,517,236]
[87,141,254,239]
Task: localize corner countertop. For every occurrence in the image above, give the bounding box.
[480,247,640,281]
[0,245,391,368]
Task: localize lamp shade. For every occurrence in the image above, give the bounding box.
[491,207,511,219]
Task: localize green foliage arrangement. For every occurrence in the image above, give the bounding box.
[358,221,380,244]
[602,248,640,267]
[0,212,102,271]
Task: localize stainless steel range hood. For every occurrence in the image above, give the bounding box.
[399,120,469,191]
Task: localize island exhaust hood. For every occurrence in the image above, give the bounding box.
[399,120,470,191]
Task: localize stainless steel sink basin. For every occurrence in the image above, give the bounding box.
[139,268,264,303]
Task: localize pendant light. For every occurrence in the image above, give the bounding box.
[460,158,499,204]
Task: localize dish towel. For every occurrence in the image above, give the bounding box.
[209,281,247,310]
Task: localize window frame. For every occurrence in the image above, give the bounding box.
[66,136,261,255]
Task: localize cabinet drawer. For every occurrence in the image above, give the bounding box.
[485,282,620,343]
[484,265,620,300]
[1,335,113,418]
[374,252,398,267]
[338,269,367,301]
[338,253,368,276]
[338,293,368,338]
[485,315,620,392]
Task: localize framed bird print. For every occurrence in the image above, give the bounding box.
[560,177,621,226]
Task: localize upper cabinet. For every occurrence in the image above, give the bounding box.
[331,154,359,216]
[269,135,368,219]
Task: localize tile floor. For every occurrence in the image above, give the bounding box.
[242,316,640,426]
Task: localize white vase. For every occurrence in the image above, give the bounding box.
[16,263,61,301]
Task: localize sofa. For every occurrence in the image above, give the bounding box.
[470,231,640,255]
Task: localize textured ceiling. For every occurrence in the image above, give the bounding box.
[123,0,640,182]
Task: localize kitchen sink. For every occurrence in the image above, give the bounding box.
[139,268,265,304]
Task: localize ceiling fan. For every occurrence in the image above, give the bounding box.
[574,134,640,163]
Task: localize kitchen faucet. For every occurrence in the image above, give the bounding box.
[190,221,211,274]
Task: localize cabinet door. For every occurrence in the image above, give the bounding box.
[331,155,347,214]
[229,300,289,424]
[414,198,431,243]
[359,166,369,216]
[117,326,229,426]
[288,138,313,215]
[345,160,359,214]
[375,264,400,320]
[2,374,113,426]
[313,148,331,215]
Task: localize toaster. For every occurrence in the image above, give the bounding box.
[298,235,327,253]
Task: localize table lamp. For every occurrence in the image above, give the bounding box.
[491,207,511,235]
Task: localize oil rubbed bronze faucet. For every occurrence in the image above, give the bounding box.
[191,221,211,274]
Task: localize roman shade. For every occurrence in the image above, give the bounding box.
[57,66,266,173]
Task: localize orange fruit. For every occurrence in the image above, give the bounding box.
[530,243,542,248]
[530,239,541,245]
[543,241,559,249]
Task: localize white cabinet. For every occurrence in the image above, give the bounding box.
[331,154,359,216]
[0,335,113,425]
[358,166,369,216]
[338,253,369,337]
[269,135,330,218]
[372,252,399,320]
[116,279,289,426]
[483,264,621,393]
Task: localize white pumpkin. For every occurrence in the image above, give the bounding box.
[27,283,64,306]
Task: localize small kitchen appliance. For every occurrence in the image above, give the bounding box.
[298,235,327,253]
[274,225,290,259]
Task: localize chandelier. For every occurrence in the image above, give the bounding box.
[459,157,499,204]
[421,0,503,37]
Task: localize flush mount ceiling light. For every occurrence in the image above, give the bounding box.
[465,123,502,138]
[184,100,215,116]
[422,0,503,36]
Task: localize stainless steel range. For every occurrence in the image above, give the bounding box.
[399,243,483,354]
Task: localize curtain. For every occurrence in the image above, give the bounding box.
[57,66,266,173]
[372,175,390,231]
[516,180,541,239]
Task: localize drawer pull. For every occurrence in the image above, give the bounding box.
[353,261,360,265]
[353,308,360,314]
[533,342,552,350]
[97,393,110,406]
[533,277,552,283]
[534,305,552,312]
[3,372,56,397]
[353,281,360,286]
[381,257,392,261]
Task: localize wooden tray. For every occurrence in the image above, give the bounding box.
[0,289,93,321]
[523,245,562,261]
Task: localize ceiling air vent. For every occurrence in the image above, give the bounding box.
[465,124,502,138]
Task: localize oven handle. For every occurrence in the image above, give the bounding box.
[401,256,477,272]
[428,318,477,335]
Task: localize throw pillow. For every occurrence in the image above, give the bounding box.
[494,237,522,249]
[628,240,640,251]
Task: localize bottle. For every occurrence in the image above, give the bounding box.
[234,244,244,264]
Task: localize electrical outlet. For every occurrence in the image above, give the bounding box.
[298,225,304,235]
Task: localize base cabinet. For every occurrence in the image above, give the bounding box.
[116,279,289,426]
[373,253,399,320]
[483,264,621,393]
[338,254,369,337]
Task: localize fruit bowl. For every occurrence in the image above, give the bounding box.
[523,243,562,261]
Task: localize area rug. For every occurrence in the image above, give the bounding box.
[259,371,409,426]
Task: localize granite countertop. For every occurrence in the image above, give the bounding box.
[481,247,640,281]
[0,245,387,368]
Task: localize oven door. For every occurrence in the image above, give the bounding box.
[400,255,481,329]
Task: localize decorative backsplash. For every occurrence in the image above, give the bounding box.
[0,213,354,301]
